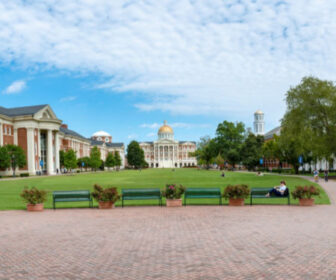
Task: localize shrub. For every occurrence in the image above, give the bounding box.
[91,184,120,203]
[76,170,80,173]
[291,186,320,199]
[20,173,29,177]
[20,187,47,205]
[223,184,250,199]
[162,184,186,199]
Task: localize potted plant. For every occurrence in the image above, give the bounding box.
[223,184,249,206]
[291,186,320,206]
[91,184,120,209]
[162,184,185,207]
[20,186,47,211]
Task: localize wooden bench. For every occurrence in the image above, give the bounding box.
[121,188,162,207]
[53,190,93,209]
[250,188,290,206]
[184,188,222,206]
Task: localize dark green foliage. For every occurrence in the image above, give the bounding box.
[215,121,245,167]
[77,156,90,170]
[291,186,320,199]
[105,152,115,169]
[0,146,10,169]
[161,184,186,199]
[114,151,122,169]
[241,134,264,170]
[5,144,26,177]
[20,173,29,177]
[64,149,77,170]
[223,184,250,199]
[59,150,65,168]
[192,136,216,169]
[281,76,336,169]
[20,186,47,205]
[91,184,120,203]
[90,146,102,171]
[127,141,145,169]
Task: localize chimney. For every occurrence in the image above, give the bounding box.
[61,124,68,129]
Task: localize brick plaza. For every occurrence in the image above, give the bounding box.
[1,196,336,280]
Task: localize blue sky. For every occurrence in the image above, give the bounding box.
[1,0,335,145]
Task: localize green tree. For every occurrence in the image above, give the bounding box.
[77,156,90,171]
[59,150,65,168]
[114,151,122,170]
[64,149,77,171]
[105,152,115,170]
[215,121,245,167]
[192,136,216,169]
[90,146,102,171]
[0,146,10,170]
[126,141,145,169]
[240,134,264,170]
[215,153,225,169]
[5,144,26,177]
[282,76,336,164]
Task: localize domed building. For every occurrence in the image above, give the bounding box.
[139,121,197,168]
[91,130,112,143]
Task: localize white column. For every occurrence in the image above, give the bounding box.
[13,128,18,145]
[37,129,41,170]
[47,130,54,175]
[55,131,60,173]
[27,128,36,175]
[0,123,3,146]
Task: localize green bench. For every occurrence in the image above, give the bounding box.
[53,190,93,209]
[122,188,162,207]
[184,188,222,206]
[250,188,290,205]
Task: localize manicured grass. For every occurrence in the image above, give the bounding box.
[0,169,330,210]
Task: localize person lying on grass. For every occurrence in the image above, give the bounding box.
[265,181,288,197]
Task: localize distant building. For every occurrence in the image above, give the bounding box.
[139,121,197,168]
[0,104,125,176]
[253,109,265,135]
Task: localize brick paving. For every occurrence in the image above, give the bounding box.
[1,178,336,279]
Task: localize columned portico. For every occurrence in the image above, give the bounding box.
[27,128,36,175]
[47,129,54,175]
[55,132,60,172]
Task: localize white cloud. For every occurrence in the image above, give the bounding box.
[146,132,156,138]
[127,134,138,139]
[3,80,26,94]
[60,96,77,102]
[0,1,335,125]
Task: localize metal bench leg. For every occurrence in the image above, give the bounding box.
[122,198,124,208]
[53,201,56,210]
[184,196,186,206]
[250,196,252,206]
[219,196,222,205]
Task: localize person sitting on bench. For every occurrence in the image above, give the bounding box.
[265,181,288,197]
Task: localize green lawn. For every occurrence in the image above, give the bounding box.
[0,169,330,210]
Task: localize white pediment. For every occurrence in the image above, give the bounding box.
[35,105,59,121]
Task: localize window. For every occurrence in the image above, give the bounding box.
[4,126,7,135]
[105,138,109,142]
[97,137,101,141]
[8,127,11,135]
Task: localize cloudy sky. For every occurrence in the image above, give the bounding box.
[1,0,335,144]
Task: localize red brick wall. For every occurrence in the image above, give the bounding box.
[17,128,28,171]
[3,124,14,145]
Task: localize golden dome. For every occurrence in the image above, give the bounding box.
[255,109,263,114]
[158,121,173,134]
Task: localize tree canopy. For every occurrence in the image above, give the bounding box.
[127,141,145,169]
[105,152,115,169]
[240,133,264,170]
[192,136,216,169]
[5,144,26,176]
[64,149,77,170]
[90,146,102,171]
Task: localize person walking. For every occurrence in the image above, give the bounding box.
[313,169,319,182]
[324,169,329,182]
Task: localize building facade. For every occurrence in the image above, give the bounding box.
[0,104,125,176]
[139,121,197,168]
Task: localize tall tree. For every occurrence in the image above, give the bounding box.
[0,146,10,170]
[5,144,26,177]
[90,146,102,171]
[127,141,144,169]
[78,156,91,171]
[105,152,115,170]
[64,149,77,171]
[59,150,65,168]
[215,121,245,167]
[282,76,336,163]
[191,136,216,169]
[240,134,264,170]
[114,151,122,170]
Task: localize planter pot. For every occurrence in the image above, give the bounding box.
[229,198,245,206]
[98,201,114,209]
[299,198,315,206]
[27,203,44,211]
[166,199,183,207]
